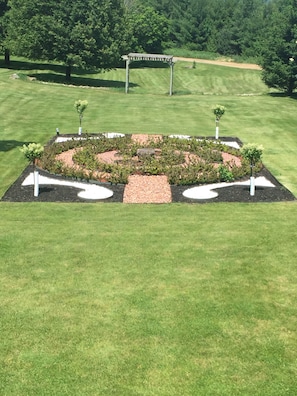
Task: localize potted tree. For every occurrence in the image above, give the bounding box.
[213,104,225,140]
[20,143,44,197]
[240,143,263,196]
[74,100,88,135]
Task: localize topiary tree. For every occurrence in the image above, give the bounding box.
[20,142,44,197]
[74,100,88,135]
[213,105,225,139]
[240,143,263,196]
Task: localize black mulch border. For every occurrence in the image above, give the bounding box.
[2,165,295,204]
[1,134,295,204]
[171,167,295,204]
[1,165,125,203]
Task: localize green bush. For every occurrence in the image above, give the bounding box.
[39,134,257,185]
[218,165,234,182]
[20,142,44,165]
[72,147,99,170]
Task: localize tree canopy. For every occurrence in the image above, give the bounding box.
[145,0,269,58]
[260,0,297,94]
[2,0,297,93]
[124,5,169,54]
[7,0,125,79]
[0,0,9,62]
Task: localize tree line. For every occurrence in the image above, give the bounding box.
[145,0,270,59]
[1,0,297,93]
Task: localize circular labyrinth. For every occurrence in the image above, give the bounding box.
[48,134,245,186]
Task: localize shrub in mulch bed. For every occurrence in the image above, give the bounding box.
[1,164,295,203]
[1,134,295,203]
[38,133,257,185]
[1,165,125,203]
[171,167,296,204]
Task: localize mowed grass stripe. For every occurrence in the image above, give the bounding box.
[1,203,297,395]
[1,58,297,395]
[174,63,269,95]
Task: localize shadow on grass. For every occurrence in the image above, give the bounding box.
[0,140,31,152]
[1,59,96,76]
[172,90,193,95]
[130,61,170,69]
[1,58,136,89]
[29,72,138,89]
[268,92,297,100]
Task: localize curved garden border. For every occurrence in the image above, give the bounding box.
[1,134,295,203]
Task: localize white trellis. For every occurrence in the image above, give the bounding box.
[121,53,175,96]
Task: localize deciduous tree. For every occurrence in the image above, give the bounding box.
[7,0,125,80]
[0,0,9,63]
[125,5,169,53]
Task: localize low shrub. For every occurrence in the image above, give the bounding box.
[39,134,258,185]
[218,165,234,182]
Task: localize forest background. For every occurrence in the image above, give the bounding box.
[1,0,297,93]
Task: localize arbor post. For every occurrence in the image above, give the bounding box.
[122,53,174,95]
[125,57,130,94]
[169,62,174,96]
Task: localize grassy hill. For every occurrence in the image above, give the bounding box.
[1,58,297,395]
[1,58,296,195]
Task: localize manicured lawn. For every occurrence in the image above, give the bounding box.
[1,203,297,395]
[1,58,297,195]
[1,58,297,395]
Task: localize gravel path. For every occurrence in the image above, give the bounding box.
[174,57,261,70]
[123,175,171,204]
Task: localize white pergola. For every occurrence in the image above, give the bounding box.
[121,53,175,96]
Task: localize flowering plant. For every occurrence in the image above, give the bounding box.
[20,143,44,165]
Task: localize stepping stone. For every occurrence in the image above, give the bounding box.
[137,148,155,158]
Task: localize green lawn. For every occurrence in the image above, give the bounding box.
[1,203,297,395]
[1,58,297,395]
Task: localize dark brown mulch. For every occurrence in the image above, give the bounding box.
[1,165,295,204]
[171,167,296,204]
[1,165,125,203]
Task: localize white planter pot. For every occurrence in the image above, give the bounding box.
[215,126,219,140]
[34,170,39,197]
[250,176,255,196]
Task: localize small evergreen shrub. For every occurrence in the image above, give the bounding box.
[39,134,259,185]
[218,165,234,182]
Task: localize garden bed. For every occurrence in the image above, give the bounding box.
[1,134,295,203]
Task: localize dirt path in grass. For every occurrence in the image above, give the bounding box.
[174,57,261,70]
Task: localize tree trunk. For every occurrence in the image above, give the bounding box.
[66,64,71,81]
[4,49,10,65]
[287,77,294,96]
